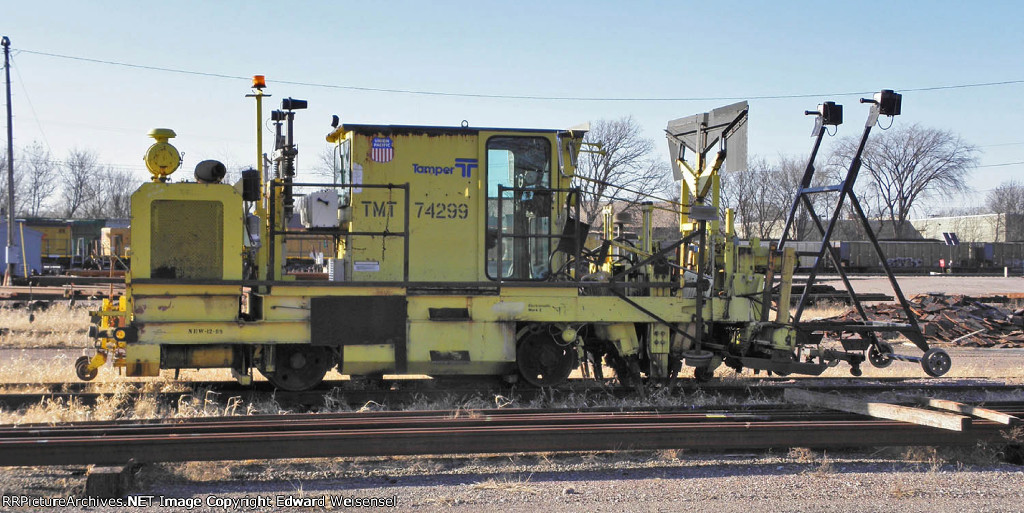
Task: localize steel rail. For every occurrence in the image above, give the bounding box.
[0,408,1019,466]
[2,408,938,438]
[3,404,1019,439]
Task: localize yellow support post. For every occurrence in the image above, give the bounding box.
[776,247,796,324]
[246,75,270,282]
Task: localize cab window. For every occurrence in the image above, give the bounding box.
[486,136,552,280]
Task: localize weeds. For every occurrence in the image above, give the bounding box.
[889,477,922,499]
[787,447,816,463]
[799,450,834,475]
[0,303,92,349]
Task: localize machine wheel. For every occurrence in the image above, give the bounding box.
[867,341,894,368]
[75,356,98,381]
[517,331,578,387]
[921,347,951,377]
[261,345,333,391]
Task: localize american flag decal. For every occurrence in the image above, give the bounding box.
[370,137,394,163]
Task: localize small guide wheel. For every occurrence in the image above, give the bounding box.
[75,356,98,381]
[867,341,894,368]
[921,347,951,377]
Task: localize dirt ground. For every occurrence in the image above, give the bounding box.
[2,449,1023,512]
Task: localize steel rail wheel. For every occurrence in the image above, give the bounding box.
[517,331,578,387]
[261,345,333,391]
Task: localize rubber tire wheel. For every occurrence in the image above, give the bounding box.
[921,347,952,377]
[75,355,98,381]
[867,341,894,368]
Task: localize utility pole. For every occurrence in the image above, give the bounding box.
[2,36,15,286]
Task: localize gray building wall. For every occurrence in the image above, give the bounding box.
[0,219,44,276]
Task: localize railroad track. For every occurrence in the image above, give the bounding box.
[1,377,1020,411]
[1,404,1021,466]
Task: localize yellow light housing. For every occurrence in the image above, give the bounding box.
[252,75,266,89]
[144,128,181,182]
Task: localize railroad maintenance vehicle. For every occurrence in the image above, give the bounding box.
[76,78,951,390]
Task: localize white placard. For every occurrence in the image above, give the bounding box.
[352,163,363,194]
[353,260,380,273]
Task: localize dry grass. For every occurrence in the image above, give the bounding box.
[1003,425,1024,443]
[796,301,852,321]
[136,460,235,486]
[787,447,816,463]
[874,442,1006,470]
[0,352,83,384]
[798,450,834,475]
[163,461,233,482]
[0,379,293,426]
[889,476,923,499]
[898,446,944,471]
[0,303,92,349]
[657,448,686,461]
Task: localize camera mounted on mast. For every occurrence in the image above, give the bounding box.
[271,98,308,218]
[860,89,902,127]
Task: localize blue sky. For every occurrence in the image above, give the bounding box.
[3,0,1022,210]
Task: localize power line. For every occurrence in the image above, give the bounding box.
[18,48,1024,102]
[980,141,1024,147]
[976,161,1024,168]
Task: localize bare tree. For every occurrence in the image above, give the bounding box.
[832,124,978,239]
[82,167,140,218]
[720,157,790,239]
[310,144,339,181]
[0,146,27,217]
[816,155,886,240]
[574,117,673,224]
[22,142,59,217]
[104,169,138,218]
[60,148,100,218]
[774,154,818,241]
[986,179,1024,214]
[0,148,9,217]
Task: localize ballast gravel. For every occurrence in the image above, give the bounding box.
[2,450,1022,512]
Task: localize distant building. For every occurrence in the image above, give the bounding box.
[0,219,43,276]
[591,200,1024,245]
[908,213,1024,243]
[732,212,1024,243]
[583,201,681,242]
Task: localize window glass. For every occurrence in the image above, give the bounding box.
[486,137,551,280]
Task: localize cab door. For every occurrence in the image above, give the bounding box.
[480,133,555,281]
